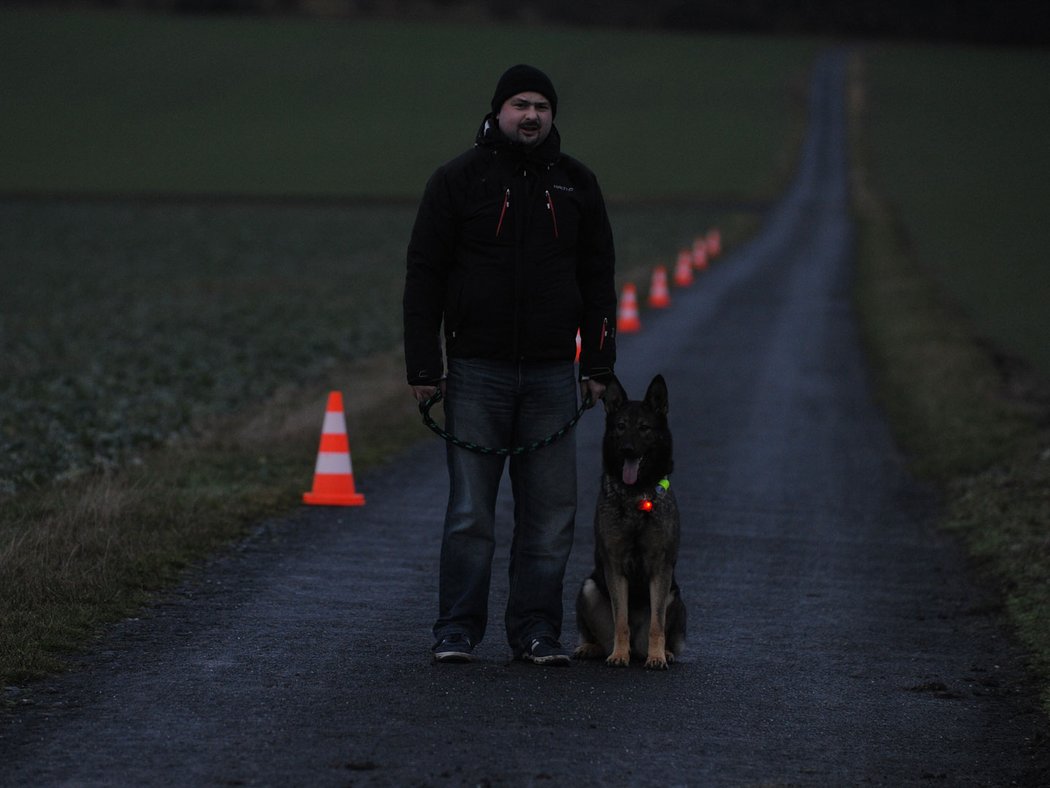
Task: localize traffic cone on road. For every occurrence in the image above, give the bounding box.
[706,228,722,258]
[648,265,671,308]
[617,283,642,333]
[673,249,694,287]
[303,391,366,507]
[692,237,709,270]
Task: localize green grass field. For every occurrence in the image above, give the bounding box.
[1,9,812,200]
[0,201,418,491]
[863,44,1050,380]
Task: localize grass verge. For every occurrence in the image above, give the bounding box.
[0,352,421,684]
[849,51,1050,713]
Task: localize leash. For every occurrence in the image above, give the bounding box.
[418,390,592,456]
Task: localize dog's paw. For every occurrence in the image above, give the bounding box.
[644,654,669,670]
[573,643,605,660]
[606,650,631,668]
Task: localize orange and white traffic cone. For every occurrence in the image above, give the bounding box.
[706,228,722,258]
[673,249,694,287]
[617,283,642,333]
[648,265,671,308]
[692,236,709,270]
[303,391,366,506]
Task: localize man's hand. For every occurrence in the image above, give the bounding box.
[411,382,446,404]
[581,379,606,408]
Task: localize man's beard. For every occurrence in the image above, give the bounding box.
[516,123,544,147]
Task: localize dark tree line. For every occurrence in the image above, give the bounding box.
[8,0,1049,46]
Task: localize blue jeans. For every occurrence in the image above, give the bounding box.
[434,358,579,653]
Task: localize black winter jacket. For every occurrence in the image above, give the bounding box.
[403,117,617,385]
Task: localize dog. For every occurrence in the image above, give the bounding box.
[574,374,687,670]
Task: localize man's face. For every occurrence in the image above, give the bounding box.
[496,91,553,148]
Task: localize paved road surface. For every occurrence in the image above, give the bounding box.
[3,50,1048,787]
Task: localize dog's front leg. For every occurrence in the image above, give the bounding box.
[605,572,631,667]
[645,574,674,670]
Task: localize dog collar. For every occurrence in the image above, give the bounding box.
[637,478,671,512]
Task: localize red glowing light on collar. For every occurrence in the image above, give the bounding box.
[638,498,654,513]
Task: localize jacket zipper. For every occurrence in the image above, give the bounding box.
[496,188,510,237]
[545,190,559,239]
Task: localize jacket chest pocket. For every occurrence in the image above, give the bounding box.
[461,189,515,247]
[540,188,582,249]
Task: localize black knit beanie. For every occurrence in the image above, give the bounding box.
[490,64,558,119]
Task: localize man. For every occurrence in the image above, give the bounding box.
[403,64,617,666]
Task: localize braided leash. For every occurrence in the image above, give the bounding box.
[418,390,592,456]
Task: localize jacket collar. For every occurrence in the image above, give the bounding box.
[474,114,562,168]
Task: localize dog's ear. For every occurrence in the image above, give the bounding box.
[644,374,669,415]
[602,376,627,414]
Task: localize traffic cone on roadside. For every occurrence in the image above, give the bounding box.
[648,265,671,308]
[692,236,709,270]
[303,391,366,506]
[617,283,642,333]
[706,228,722,258]
[673,249,694,287]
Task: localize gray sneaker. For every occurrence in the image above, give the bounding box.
[432,633,474,663]
[520,635,571,666]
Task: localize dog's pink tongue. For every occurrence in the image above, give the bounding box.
[622,458,640,486]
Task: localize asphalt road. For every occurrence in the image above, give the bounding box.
[3,49,1048,787]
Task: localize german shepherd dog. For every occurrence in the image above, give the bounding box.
[574,374,687,669]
